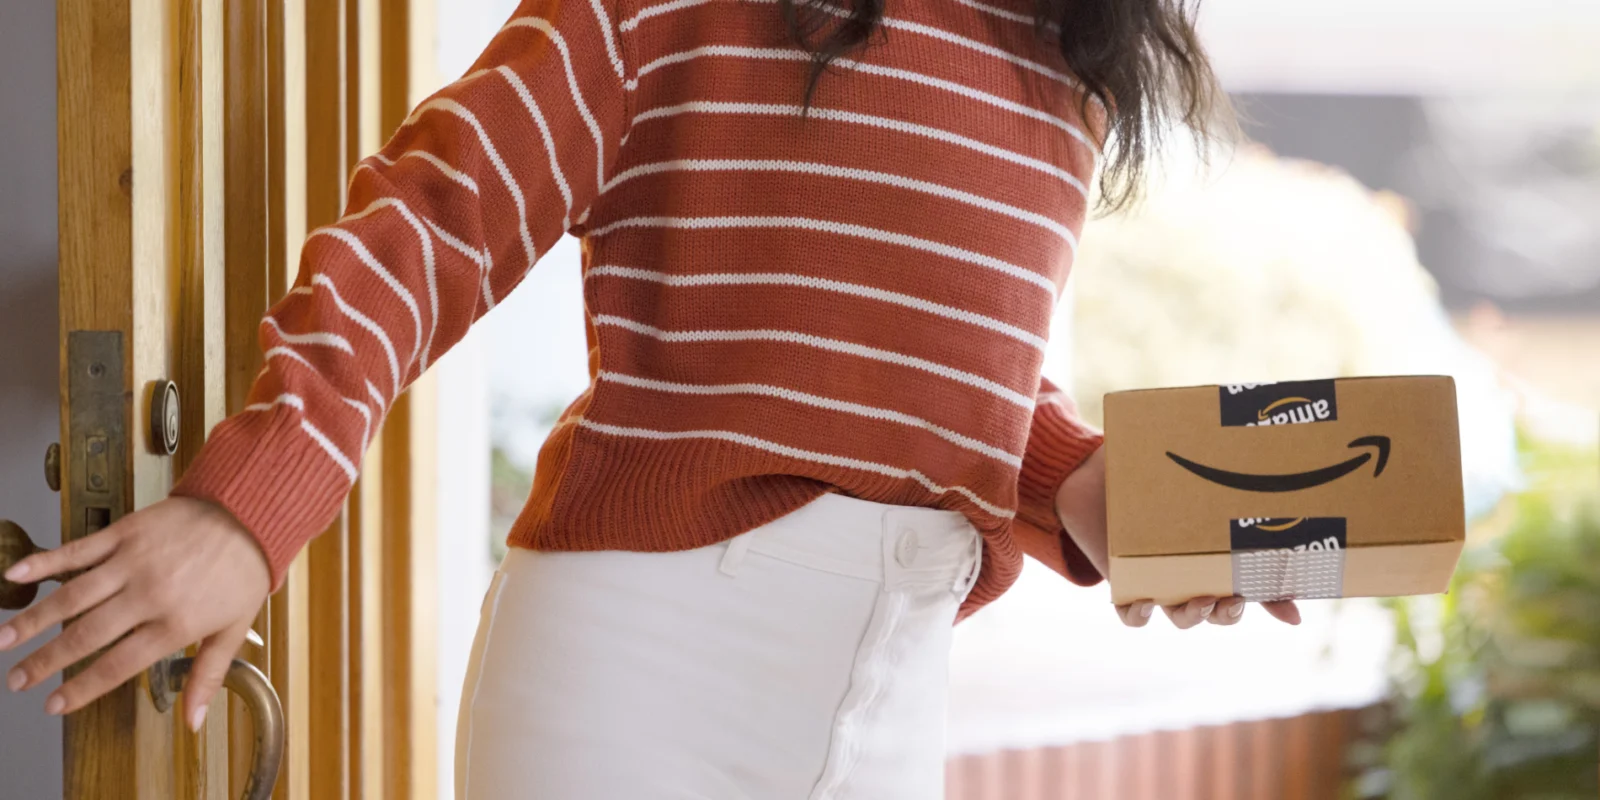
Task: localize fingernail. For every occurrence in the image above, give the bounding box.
[4,563,28,581]
[1198,603,1216,620]
[7,669,25,692]
[1140,603,1155,619]
[45,694,65,716]
[189,704,208,733]
[0,626,16,649]
[1229,602,1245,619]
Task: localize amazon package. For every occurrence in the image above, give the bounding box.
[1103,376,1466,607]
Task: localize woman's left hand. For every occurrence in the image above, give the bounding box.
[1055,447,1302,630]
[0,496,271,729]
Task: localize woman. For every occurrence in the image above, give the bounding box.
[2,0,1298,795]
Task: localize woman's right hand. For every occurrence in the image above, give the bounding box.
[1115,595,1301,629]
[1055,448,1303,630]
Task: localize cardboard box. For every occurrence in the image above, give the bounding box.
[1104,376,1466,607]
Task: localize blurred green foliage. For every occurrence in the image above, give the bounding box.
[487,398,569,565]
[1361,436,1600,799]
[489,447,532,565]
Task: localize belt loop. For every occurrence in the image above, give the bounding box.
[719,532,754,577]
[880,510,906,592]
[954,533,983,595]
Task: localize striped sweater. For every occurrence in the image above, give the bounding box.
[174,0,1106,617]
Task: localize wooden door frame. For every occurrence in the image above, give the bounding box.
[57,0,204,794]
[239,0,442,797]
[56,0,438,797]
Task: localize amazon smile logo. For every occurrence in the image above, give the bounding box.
[1166,436,1391,493]
[1220,379,1339,427]
[1254,397,1331,426]
[1230,517,1348,554]
[1236,517,1306,531]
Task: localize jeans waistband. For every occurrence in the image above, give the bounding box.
[720,493,982,593]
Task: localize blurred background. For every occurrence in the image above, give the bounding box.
[421,1,1600,797]
[0,0,1590,797]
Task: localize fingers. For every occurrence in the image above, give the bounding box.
[1117,602,1157,628]
[1262,600,1302,626]
[183,624,249,732]
[5,526,123,584]
[1207,597,1248,626]
[1162,597,1218,630]
[0,567,126,653]
[1124,597,1303,630]
[8,596,143,694]
[1,497,274,718]
[50,623,174,716]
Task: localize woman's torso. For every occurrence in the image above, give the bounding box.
[507,0,1098,608]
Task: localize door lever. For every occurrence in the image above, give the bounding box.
[149,655,285,800]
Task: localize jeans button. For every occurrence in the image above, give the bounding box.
[895,527,919,567]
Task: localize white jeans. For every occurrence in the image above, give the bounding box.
[454,493,983,799]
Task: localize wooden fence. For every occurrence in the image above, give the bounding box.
[946,708,1366,800]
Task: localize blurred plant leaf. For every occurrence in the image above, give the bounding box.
[1359,436,1600,799]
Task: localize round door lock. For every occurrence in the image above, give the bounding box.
[149,380,180,456]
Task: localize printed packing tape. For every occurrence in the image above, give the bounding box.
[1229,517,1347,601]
[1232,548,1345,602]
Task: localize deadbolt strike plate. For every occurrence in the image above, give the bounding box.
[67,331,128,544]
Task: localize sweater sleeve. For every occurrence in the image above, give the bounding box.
[1011,376,1105,587]
[173,0,631,587]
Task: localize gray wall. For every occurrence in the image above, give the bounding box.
[0,0,63,797]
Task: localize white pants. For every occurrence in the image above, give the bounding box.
[454,493,983,799]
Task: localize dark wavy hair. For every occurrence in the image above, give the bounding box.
[781,0,1232,211]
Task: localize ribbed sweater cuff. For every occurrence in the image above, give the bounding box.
[171,409,350,589]
[1014,408,1104,587]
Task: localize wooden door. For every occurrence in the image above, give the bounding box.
[53,0,438,797]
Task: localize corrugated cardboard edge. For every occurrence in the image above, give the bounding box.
[1103,374,1457,398]
[1109,540,1464,607]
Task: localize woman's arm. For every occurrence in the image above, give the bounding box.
[0,0,631,727]
[177,0,632,585]
[1011,376,1106,586]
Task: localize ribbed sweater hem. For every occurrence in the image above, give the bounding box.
[504,422,1102,622]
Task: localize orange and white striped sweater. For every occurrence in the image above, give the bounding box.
[174,0,1105,617]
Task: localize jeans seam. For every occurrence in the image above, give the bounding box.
[459,569,511,800]
[810,589,906,799]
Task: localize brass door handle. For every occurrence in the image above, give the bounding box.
[0,520,70,610]
[149,656,285,800]
[1,520,284,799]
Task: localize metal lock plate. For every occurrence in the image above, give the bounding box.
[67,331,128,541]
